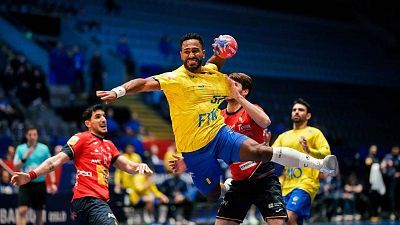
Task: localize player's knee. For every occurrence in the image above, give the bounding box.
[18,207,28,215]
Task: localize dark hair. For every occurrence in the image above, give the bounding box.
[180,33,204,49]
[25,126,38,134]
[82,104,105,122]
[229,73,253,97]
[293,98,311,113]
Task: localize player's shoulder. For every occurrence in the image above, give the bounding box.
[16,143,27,151]
[74,131,91,139]
[103,139,115,145]
[204,63,218,71]
[67,131,89,145]
[36,142,49,149]
[307,126,323,134]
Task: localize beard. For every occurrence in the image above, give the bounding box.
[184,58,202,72]
[292,116,305,124]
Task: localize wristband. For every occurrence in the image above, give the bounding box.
[28,171,37,181]
[111,86,126,98]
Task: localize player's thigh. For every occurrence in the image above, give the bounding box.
[215,218,241,225]
[283,189,311,220]
[87,198,118,225]
[255,176,287,221]
[17,184,31,207]
[182,152,221,197]
[216,188,252,224]
[71,197,118,225]
[214,126,249,164]
[30,182,47,210]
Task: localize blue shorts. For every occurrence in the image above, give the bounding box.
[283,189,311,225]
[182,126,248,196]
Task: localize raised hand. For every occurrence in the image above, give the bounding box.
[135,163,153,174]
[299,136,310,153]
[10,172,31,186]
[96,91,117,104]
[263,129,271,146]
[168,154,187,174]
[227,77,240,100]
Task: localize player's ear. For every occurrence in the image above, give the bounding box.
[306,113,311,120]
[242,89,249,96]
[84,120,91,128]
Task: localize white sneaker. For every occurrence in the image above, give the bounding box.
[320,155,338,176]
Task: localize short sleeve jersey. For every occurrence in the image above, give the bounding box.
[63,131,120,201]
[14,143,51,182]
[153,64,230,153]
[221,105,275,180]
[273,126,330,199]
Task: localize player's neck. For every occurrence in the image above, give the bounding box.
[226,102,241,113]
[293,122,308,130]
[90,131,104,139]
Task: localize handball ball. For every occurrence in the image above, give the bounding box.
[215,35,238,59]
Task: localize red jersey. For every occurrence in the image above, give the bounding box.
[64,131,120,201]
[222,105,272,180]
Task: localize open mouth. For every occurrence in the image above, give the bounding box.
[187,58,198,65]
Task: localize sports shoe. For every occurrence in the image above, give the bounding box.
[320,155,338,176]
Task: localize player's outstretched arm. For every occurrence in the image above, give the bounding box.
[113,155,153,174]
[11,152,70,186]
[96,77,161,104]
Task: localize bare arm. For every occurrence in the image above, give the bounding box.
[96,77,160,104]
[0,159,14,175]
[206,54,226,71]
[113,155,153,174]
[11,152,70,186]
[227,78,271,128]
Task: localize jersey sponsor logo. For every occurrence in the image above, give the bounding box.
[91,159,101,164]
[210,95,226,104]
[90,148,101,155]
[198,108,219,127]
[77,170,92,177]
[268,202,283,208]
[67,136,79,146]
[239,161,257,171]
[286,167,303,179]
[237,124,251,132]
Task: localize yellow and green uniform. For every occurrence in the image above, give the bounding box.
[153,63,230,153]
[129,174,165,205]
[114,153,142,189]
[273,126,330,200]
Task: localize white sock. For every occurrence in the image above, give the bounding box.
[271,147,322,170]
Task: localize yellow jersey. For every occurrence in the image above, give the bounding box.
[153,63,230,153]
[273,126,330,199]
[114,153,142,189]
[129,174,165,205]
